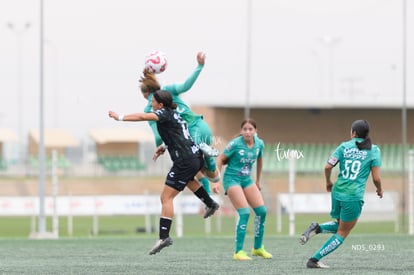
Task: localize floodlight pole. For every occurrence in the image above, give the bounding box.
[244,0,252,119]
[44,39,59,127]
[38,0,46,235]
[409,150,414,235]
[401,0,407,233]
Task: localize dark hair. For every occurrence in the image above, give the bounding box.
[153,90,177,109]
[232,118,257,139]
[241,118,257,129]
[139,70,160,94]
[351,119,372,150]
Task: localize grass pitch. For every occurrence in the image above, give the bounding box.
[0,213,399,238]
[0,234,413,274]
[0,214,410,274]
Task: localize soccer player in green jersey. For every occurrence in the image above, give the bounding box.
[140,52,219,193]
[108,90,219,255]
[299,119,383,269]
[211,119,273,260]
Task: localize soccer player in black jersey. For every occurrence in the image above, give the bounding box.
[109,90,219,255]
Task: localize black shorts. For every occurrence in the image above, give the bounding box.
[165,155,204,191]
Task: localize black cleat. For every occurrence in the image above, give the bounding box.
[299,222,320,245]
[204,201,219,219]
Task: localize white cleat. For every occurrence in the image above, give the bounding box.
[306,258,330,269]
[199,143,219,157]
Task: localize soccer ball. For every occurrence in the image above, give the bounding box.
[144,51,168,74]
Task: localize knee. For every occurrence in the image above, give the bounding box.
[253,205,267,216]
[160,193,174,205]
[160,195,168,205]
[337,220,357,238]
[237,207,251,218]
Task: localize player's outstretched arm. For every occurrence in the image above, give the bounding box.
[108,110,158,122]
[163,52,205,95]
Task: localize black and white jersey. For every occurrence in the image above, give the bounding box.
[154,108,200,161]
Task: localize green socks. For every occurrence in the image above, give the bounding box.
[319,221,339,233]
[204,156,217,172]
[253,205,267,249]
[312,233,344,260]
[235,208,250,253]
[234,206,267,252]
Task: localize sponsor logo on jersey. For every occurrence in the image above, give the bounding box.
[343,148,368,160]
[328,156,339,166]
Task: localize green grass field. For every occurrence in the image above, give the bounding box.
[0,234,413,274]
[0,213,399,238]
[0,214,412,274]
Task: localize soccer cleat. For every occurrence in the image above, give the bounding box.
[203,201,220,219]
[306,258,330,269]
[199,143,219,157]
[251,246,273,259]
[299,222,320,245]
[148,237,173,255]
[233,250,252,260]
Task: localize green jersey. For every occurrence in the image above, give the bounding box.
[223,135,264,180]
[327,138,382,201]
[144,64,203,146]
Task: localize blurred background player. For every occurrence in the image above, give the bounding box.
[108,90,219,255]
[211,118,272,260]
[299,119,383,269]
[140,52,219,194]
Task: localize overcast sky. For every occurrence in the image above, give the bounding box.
[0,0,412,146]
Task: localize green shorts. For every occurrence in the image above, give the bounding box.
[330,197,364,222]
[222,175,254,194]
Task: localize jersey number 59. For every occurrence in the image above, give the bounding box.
[342,160,361,180]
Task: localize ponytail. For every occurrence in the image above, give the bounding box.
[356,137,372,150]
[351,120,372,150]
